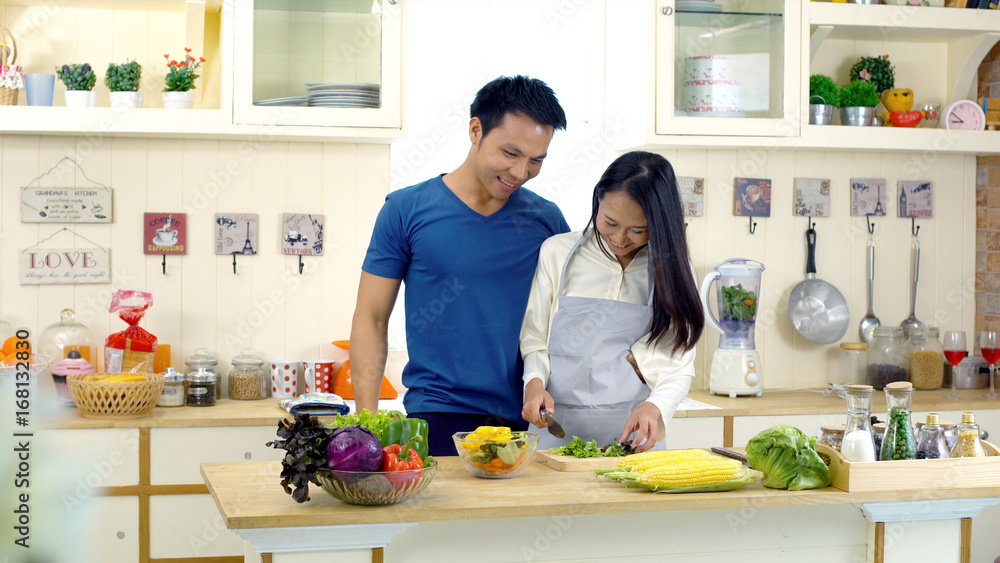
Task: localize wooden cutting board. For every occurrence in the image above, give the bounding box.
[535,450,623,472]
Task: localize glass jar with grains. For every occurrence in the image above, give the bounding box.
[950,411,987,458]
[228,349,268,400]
[908,327,943,389]
[867,327,908,390]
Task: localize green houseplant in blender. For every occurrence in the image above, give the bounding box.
[55,63,97,107]
[105,59,143,108]
[839,80,879,127]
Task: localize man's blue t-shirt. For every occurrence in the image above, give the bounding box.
[362,175,569,424]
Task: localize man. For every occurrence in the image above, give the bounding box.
[351,76,570,455]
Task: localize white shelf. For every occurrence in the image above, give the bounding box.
[644,125,1000,154]
[810,3,1000,41]
[0,0,221,11]
[0,107,402,143]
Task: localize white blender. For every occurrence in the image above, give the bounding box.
[700,259,765,397]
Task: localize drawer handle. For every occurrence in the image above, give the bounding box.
[662,6,673,15]
[117,531,125,539]
[244,452,252,460]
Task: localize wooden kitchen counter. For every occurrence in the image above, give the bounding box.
[201,456,1000,530]
[202,457,1000,563]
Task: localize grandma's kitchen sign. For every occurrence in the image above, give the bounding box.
[21,187,113,223]
[19,247,111,285]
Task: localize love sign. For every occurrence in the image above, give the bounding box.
[19,247,111,285]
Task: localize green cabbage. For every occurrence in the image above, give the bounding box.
[744,424,831,491]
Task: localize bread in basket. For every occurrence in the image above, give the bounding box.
[67,372,164,419]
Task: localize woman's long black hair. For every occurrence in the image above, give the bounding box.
[585,151,704,354]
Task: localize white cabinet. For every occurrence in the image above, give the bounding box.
[230,0,403,130]
[641,0,1000,154]
[150,426,282,484]
[150,494,247,558]
[0,0,406,141]
[653,0,801,137]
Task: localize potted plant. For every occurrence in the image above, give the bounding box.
[55,63,97,107]
[849,55,895,96]
[809,74,839,125]
[162,47,205,109]
[839,80,880,126]
[105,59,143,108]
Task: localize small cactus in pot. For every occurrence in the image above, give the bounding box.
[55,63,96,91]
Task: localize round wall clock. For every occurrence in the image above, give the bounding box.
[942,100,986,130]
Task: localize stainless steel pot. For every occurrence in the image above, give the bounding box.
[809,104,834,125]
[841,107,875,127]
[943,355,990,389]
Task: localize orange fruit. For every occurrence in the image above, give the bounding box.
[2,335,31,358]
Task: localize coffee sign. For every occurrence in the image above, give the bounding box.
[144,213,187,255]
[19,247,111,285]
[21,187,113,223]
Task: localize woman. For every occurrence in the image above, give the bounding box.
[520,151,704,452]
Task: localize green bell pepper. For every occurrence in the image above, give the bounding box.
[378,411,429,461]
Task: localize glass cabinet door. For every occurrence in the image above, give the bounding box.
[655,0,799,137]
[232,0,402,129]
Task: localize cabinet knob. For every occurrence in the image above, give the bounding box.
[661,6,673,15]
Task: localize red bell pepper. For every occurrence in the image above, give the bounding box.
[382,439,424,489]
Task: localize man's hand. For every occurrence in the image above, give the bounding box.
[522,378,554,427]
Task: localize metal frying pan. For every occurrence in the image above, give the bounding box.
[788,226,850,344]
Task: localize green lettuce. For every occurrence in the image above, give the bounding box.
[744,424,831,491]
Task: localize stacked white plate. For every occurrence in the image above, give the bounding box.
[253,96,308,107]
[676,0,723,12]
[306,82,380,108]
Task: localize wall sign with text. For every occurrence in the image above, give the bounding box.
[21,187,113,223]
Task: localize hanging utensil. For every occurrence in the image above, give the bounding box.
[788,225,851,344]
[900,236,925,338]
[859,237,880,342]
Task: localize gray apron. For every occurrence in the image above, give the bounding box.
[540,232,654,450]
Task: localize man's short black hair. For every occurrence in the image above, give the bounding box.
[470,76,567,139]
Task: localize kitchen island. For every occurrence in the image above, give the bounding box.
[33,389,1000,562]
[201,456,1000,563]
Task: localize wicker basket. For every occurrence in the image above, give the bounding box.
[0,25,19,106]
[67,373,165,419]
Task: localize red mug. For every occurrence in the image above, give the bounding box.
[304,359,336,394]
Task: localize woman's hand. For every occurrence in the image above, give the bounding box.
[620,402,661,452]
[522,378,554,427]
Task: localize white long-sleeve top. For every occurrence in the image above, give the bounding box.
[520,230,697,440]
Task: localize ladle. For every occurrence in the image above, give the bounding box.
[859,237,880,342]
[900,237,926,338]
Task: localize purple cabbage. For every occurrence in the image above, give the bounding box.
[326,425,383,472]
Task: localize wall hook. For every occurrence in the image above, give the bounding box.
[866,216,875,235]
[233,255,237,275]
[807,216,816,230]
[748,216,757,235]
[298,255,304,275]
[911,217,920,237]
[161,255,166,275]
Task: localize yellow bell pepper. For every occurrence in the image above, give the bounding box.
[461,426,511,452]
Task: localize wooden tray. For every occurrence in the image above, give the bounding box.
[816,440,1000,492]
[534,450,623,472]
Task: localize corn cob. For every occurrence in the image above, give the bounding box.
[617,448,713,471]
[596,450,763,493]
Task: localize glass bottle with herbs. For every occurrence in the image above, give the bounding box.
[868,327,908,390]
[950,411,987,458]
[915,413,950,459]
[880,381,916,461]
[908,326,944,390]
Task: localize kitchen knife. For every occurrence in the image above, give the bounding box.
[539,408,566,438]
[711,446,749,465]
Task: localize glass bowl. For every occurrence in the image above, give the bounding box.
[452,431,539,479]
[314,459,437,506]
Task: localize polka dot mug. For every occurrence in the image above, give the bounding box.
[304,359,336,395]
[270,361,300,399]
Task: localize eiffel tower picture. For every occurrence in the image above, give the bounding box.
[874,184,884,216]
[241,222,254,255]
